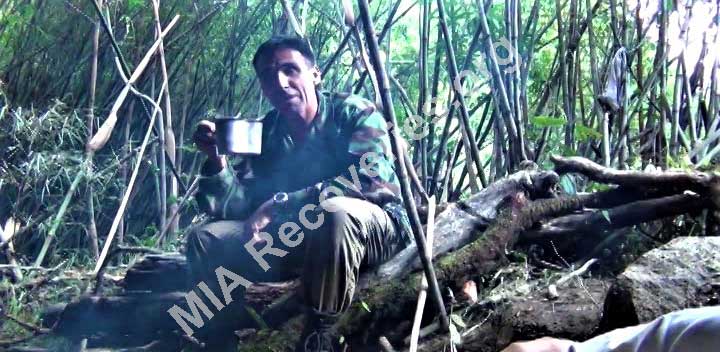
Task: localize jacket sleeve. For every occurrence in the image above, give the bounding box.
[570,306,720,352]
[285,99,402,209]
[195,160,257,220]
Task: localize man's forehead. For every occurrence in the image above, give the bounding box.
[256,48,311,70]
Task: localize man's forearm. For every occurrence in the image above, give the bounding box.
[196,158,254,220]
[201,155,228,176]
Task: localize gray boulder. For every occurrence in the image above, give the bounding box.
[601,236,720,331]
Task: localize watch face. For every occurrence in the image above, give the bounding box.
[274,192,288,204]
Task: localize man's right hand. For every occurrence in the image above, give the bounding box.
[193,120,226,172]
[500,337,574,352]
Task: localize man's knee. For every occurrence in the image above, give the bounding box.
[186,221,244,259]
[317,198,357,237]
[186,227,215,260]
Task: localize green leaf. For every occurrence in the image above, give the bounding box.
[128,0,144,11]
[361,301,371,312]
[559,175,576,195]
[530,115,565,127]
[244,306,269,329]
[601,210,611,223]
[575,124,602,141]
[450,314,466,328]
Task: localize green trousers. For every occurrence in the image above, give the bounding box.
[185,197,408,345]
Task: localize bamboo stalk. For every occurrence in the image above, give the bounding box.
[531,0,601,117]
[439,148,454,203]
[321,28,353,77]
[403,148,430,202]
[418,0,429,191]
[450,108,493,197]
[84,4,187,194]
[409,196,436,352]
[430,95,455,196]
[436,0,486,190]
[152,0,179,240]
[85,3,101,260]
[157,177,199,244]
[617,0,629,169]
[280,0,304,36]
[87,15,179,152]
[429,22,487,196]
[555,0,573,151]
[34,165,85,267]
[427,27,443,189]
[118,100,135,246]
[511,0,525,152]
[93,81,166,275]
[342,0,382,105]
[476,0,523,163]
[671,64,682,155]
[584,0,602,146]
[635,4,646,165]
[357,0,450,331]
[153,63,168,239]
[352,0,404,94]
[519,0,541,124]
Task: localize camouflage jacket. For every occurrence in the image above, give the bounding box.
[196,91,411,243]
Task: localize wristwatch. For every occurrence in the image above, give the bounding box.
[273,192,289,206]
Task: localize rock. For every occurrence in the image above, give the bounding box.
[417,275,610,352]
[601,236,720,331]
[497,278,609,346]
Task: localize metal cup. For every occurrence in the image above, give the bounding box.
[214,116,263,155]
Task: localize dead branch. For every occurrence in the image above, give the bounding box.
[523,193,710,240]
[551,155,720,199]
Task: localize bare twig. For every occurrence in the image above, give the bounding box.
[556,258,597,286]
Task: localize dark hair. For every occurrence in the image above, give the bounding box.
[252,36,315,70]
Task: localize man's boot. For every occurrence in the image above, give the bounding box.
[297,309,346,352]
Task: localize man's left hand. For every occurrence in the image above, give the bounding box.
[245,198,274,239]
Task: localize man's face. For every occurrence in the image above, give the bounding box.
[256,48,321,121]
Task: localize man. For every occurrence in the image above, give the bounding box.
[187,36,411,351]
